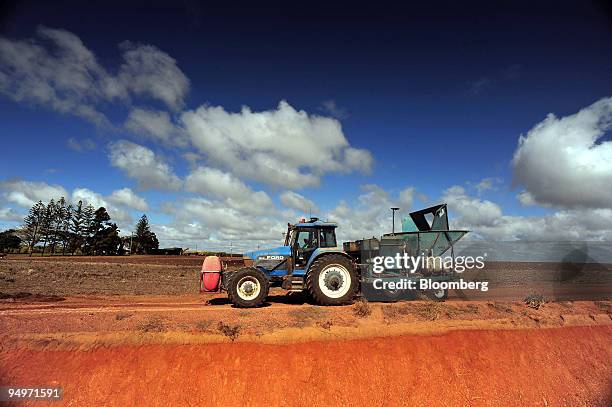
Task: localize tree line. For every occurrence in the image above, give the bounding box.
[0,197,159,256]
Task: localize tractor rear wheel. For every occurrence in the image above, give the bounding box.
[306,254,357,306]
[227,267,269,308]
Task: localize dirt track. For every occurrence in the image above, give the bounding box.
[1,256,611,406]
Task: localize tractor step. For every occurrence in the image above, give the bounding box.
[282,275,304,291]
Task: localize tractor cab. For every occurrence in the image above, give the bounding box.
[286,218,338,269]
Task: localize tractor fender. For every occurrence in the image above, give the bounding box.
[305,249,355,273]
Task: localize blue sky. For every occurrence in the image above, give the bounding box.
[1,1,612,250]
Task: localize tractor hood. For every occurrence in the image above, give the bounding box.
[244,245,291,261]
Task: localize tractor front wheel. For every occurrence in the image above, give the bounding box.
[306,255,357,306]
[227,267,269,308]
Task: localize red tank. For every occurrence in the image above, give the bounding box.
[200,256,222,292]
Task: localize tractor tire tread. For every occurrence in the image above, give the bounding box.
[306,254,357,306]
[227,267,269,308]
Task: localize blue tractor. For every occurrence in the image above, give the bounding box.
[201,204,468,307]
[224,217,356,307]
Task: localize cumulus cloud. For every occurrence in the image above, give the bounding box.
[109,140,182,190]
[180,101,373,188]
[0,207,23,222]
[442,185,612,241]
[108,188,149,211]
[160,197,286,250]
[0,27,189,125]
[185,166,274,216]
[0,179,68,208]
[325,184,416,241]
[118,42,189,111]
[70,187,133,226]
[512,97,612,209]
[0,27,118,125]
[72,187,107,209]
[0,180,139,229]
[124,107,184,145]
[280,191,319,213]
[474,177,501,194]
[442,186,503,227]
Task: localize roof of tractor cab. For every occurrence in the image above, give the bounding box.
[294,219,337,228]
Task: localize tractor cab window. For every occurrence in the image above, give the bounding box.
[319,228,337,248]
[294,228,318,268]
[296,229,318,249]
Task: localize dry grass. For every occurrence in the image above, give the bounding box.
[115,312,133,321]
[414,303,443,321]
[352,298,372,318]
[217,321,241,341]
[194,320,213,332]
[594,301,611,313]
[487,302,513,313]
[316,320,333,330]
[524,293,546,310]
[137,317,166,333]
[288,307,327,328]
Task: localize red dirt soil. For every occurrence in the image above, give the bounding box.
[1,256,611,406]
[1,325,611,406]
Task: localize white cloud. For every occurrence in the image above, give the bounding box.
[0,180,138,230]
[109,140,182,190]
[325,184,416,241]
[442,186,503,227]
[0,207,22,222]
[71,187,107,209]
[398,187,415,209]
[0,27,118,125]
[0,180,68,208]
[280,191,319,213]
[124,107,179,143]
[0,27,189,125]
[108,188,149,211]
[118,41,189,111]
[185,166,251,200]
[516,190,538,206]
[161,197,285,250]
[475,177,501,194]
[512,97,612,209]
[185,166,274,216]
[180,100,373,188]
[442,185,612,241]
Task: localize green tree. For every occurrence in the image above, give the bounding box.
[48,197,68,255]
[21,201,46,256]
[133,214,159,254]
[87,207,121,255]
[96,223,122,255]
[69,201,85,254]
[39,199,56,256]
[60,201,73,255]
[0,229,21,252]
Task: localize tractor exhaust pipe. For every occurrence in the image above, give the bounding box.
[391,207,399,235]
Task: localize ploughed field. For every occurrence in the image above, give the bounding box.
[1,255,611,300]
[0,255,611,406]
